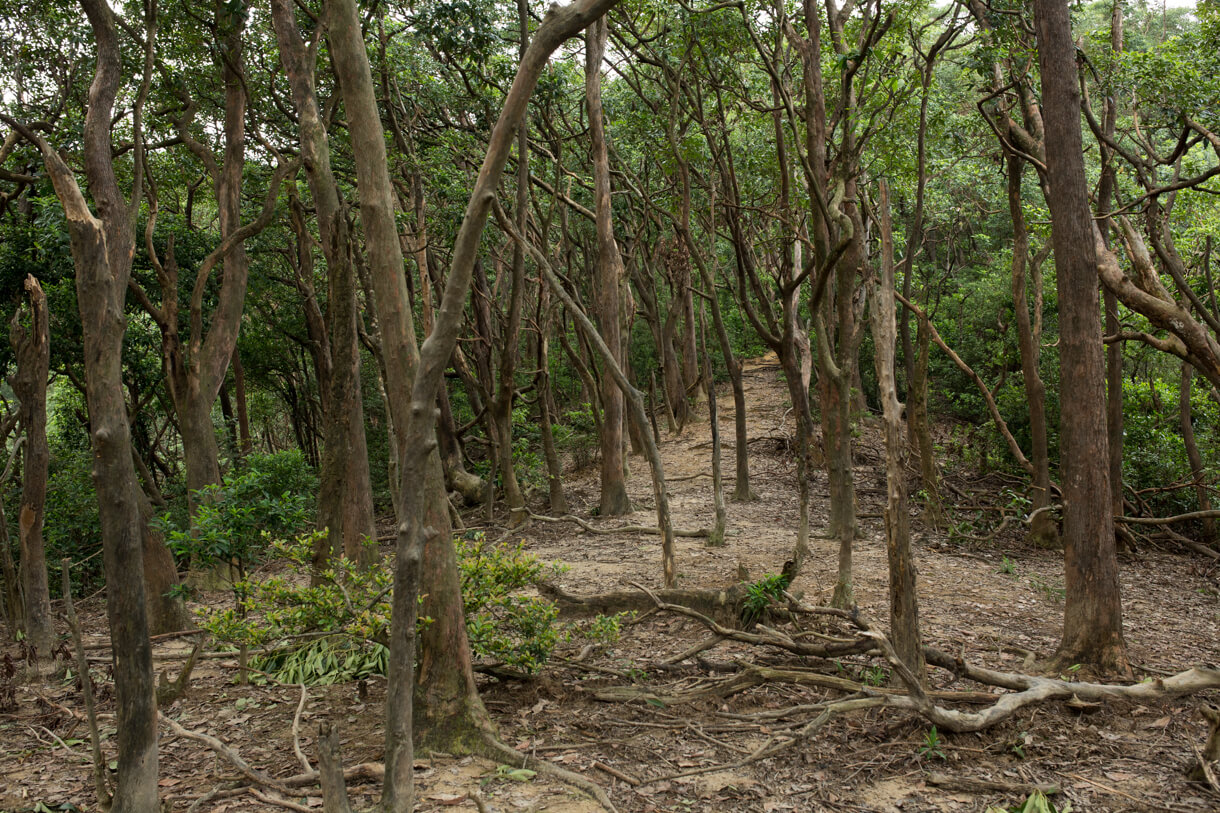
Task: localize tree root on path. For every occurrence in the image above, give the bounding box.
[526,510,709,538]
[590,581,1220,788]
[474,731,617,812]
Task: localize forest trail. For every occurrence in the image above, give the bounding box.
[533,352,1219,672]
[516,352,1220,811]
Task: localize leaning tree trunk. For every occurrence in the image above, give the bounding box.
[1034,0,1129,674]
[873,182,927,686]
[587,17,631,516]
[9,274,52,665]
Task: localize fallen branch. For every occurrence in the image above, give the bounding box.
[879,634,1220,733]
[1117,508,1220,526]
[593,760,641,786]
[161,713,296,795]
[538,580,747,621]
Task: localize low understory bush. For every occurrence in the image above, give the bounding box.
[196,531,608,685]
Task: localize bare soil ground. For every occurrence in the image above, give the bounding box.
[4,352,1220,812]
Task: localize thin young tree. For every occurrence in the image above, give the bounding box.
[9,274,52,666]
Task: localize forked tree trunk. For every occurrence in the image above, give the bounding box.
[9,275,52,664]
[873,182,927,686]
[1034,0,1129,674]
[353,2,630,807]
[586,18,631,516]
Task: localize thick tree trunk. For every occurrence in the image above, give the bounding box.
[586,18,631,516]
[179,393,222,503]
[1009,156,1058,548]
[10,275,52,664]
[818,207,862,609]
[873,182,926,685]
[1034,0,1129,674]
[1099,0,1126,541]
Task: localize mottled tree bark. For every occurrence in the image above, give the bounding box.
[271,0,377,567]
[7,0,161,803]
[873,182,926,685]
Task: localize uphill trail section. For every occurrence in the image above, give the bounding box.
[505,351,1220,812]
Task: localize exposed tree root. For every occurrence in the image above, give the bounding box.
[626,581,874,658]
[600,579,1220,786]
[475,732,617,812]
[527,510,709,538]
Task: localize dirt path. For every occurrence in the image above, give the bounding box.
[513,352,1220,812]
[4,353,1220,812]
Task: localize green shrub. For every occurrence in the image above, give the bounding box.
[157,450,315,583]
[457,533,563,673]
[197,531,567,684]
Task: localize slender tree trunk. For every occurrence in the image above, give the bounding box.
[1100,0,1126,541]
[10,276,52,664]
[1180,364,1215,543]
[873,181,926,685]
[1034,0,1129,674]
[702,311,727,547]
[16,0,160,799]
[537,287,569,514]
[271,0,377,567]
[908,318,943,527]
[1009,156,1057,547]
[586,18,631,516]
[490,59,529,522]
[232,348,252,455]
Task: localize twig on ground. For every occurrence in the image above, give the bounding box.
[292,685,311,773]
[593,760,642,786]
